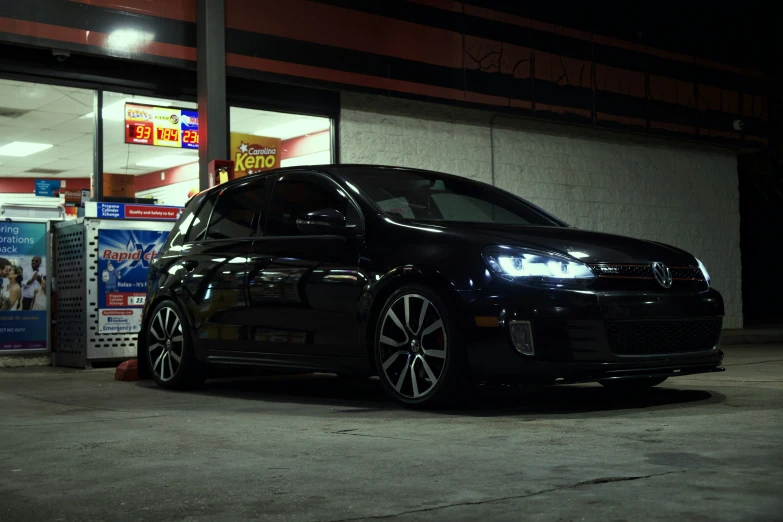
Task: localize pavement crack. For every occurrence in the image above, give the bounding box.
[10,393,121,412]
[728,359,783,367]
[333,432,419,442]
[322,469,690,522]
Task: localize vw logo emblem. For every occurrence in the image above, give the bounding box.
[651,262,672,288]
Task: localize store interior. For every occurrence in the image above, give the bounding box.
[0,78,332,212]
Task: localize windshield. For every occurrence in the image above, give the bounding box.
[338,168,563,226]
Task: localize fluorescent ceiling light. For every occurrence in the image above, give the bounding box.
[136,155,197,168]
[255,118,330,140]
[0,141,54,157]
[106,29,155,52]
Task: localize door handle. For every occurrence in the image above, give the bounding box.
[183,260,198,272]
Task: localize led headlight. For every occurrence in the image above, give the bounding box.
[696,258,711,286]
[483,246,595,283]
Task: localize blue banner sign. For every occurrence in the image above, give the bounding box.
[34,179,61,197]
[0,222,48,351]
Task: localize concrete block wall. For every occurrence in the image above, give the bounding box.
[340,92,742,329]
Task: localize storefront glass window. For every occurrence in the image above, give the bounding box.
[228,107,332,177]
[102,91,198,207]
[0,78,94,218]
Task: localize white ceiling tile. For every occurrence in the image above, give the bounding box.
[12,110,81,129]
[0,155,57,169]
[37,159,92,172]
[58,171,91,178]
[58,134,94,155]
[37,91,94,115]
[20,129,84,146]
[1,84,66,110]
[0,127,35,141]
[50,116,94,133]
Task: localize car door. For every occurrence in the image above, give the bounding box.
[178,177,268,354]
[245,171,366,357]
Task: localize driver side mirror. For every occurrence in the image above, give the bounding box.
[296,208,348,234]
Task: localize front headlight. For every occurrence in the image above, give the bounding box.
[696,258,711,286]
[483,246,595,284]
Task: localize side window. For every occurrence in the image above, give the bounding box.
[205,179,267,240]
[265,177,358,236]
[186,193,217,242]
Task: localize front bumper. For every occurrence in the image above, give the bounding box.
[460,285,725,382]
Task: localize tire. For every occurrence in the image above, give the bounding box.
[373,284,468,407]
[599,377,667,390]
[145,299,206,390]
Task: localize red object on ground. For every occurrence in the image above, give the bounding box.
[115,360,140,381]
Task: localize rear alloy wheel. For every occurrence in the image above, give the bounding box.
[374,285,465,407]
[146,300,205,389]
[599,377,668,390]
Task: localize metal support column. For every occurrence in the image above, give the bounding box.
[197,0,228,191]
[92,89,104,201]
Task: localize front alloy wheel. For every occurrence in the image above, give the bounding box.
[146,300,205,389]
[375,285,465,406]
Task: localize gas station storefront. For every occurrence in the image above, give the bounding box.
[0,73,336,365]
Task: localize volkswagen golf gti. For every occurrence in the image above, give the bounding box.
[138,165,724,407]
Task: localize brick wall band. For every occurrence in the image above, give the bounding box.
[340,92,742,329]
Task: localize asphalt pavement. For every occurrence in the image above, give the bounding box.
[1,345,781,521]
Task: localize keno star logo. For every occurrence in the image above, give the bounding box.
[239,142,248,153]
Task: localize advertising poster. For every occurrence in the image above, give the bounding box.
[0,222,48,351]
[35,179,61,197]
[97,229,169,334]
[230,132,281,177]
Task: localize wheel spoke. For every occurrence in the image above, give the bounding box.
[150,325,164,341]
[420,356,438,384]
[167,352,175,378]
[170,350,181,363]
[152,350,164,372]
[155,313,166,338]
[411,358,420,397]
[421,347,446,358]
[415,299,429,335]
[382,351,405,370]
[380,335,406,348]
[386,309,408,340]
[165,308,171,334]
[148,342,164,353]
[422,319,443,337]
[159,352,167,379]
[394,355,411,392]
[168,317,179,338]
[170,335,183,344]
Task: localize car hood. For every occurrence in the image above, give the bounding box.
[411,222,697,265]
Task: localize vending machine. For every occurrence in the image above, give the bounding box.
[52,202,182,368]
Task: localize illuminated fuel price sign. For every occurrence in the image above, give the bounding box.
[124,103,199,149]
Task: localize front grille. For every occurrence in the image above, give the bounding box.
[670,267,703,280]
[592,265,653,278]
[606,319,722,355]
[591,264,704,281]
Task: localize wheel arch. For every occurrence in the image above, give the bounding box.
[360,265,464,367]
[136,290,196,377]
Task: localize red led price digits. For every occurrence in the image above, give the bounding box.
[183,130,199,145]
[156,128,180,142]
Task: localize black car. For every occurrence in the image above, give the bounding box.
[138,165,724,407]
